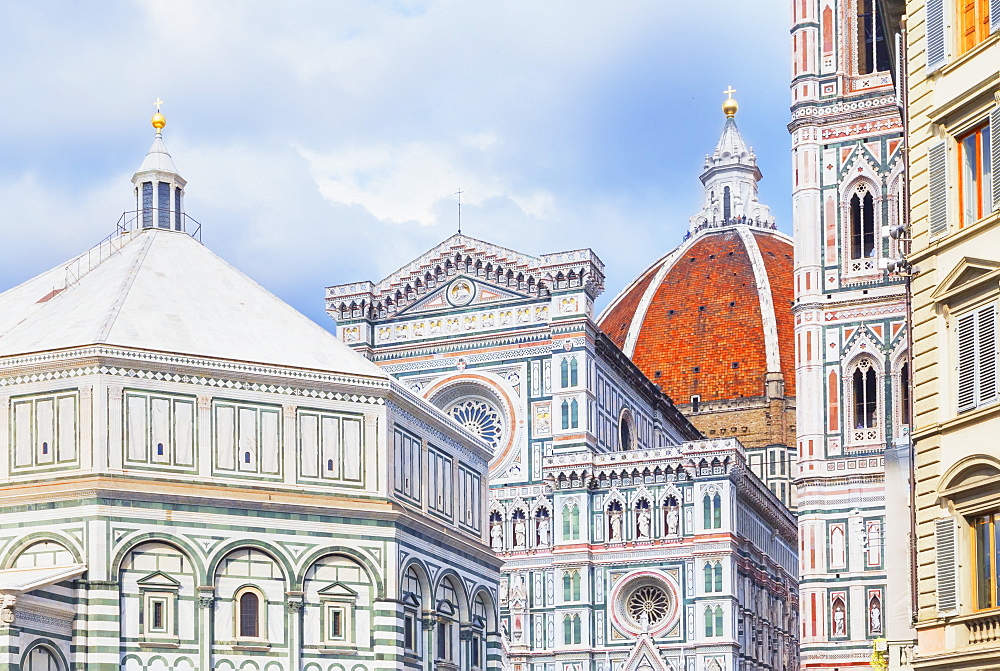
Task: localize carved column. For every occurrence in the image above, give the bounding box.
[197,586,214,671]
[286,591,304,669]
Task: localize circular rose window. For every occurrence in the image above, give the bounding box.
[626,585,670,628]
[610,572,679,635]
[446,398,504,452]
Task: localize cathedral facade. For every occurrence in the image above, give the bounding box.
[0,119,501,671]
[328,104,799,671]
[788,0,911,667]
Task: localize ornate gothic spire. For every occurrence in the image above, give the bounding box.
[131,99,187,232]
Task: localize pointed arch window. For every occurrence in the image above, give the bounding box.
[852,360,878,429]
[704,605,724,636]
[563,614,582,645]
[856,0,890,74]
[561,399,579,430]
[850,190,876,259]
[703,492,723,529]
[563,570,582,601]
[562,503,581,540]
[723,186,732,221]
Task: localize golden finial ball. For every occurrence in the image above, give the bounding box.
[151,112,166,130]
[723,98,738,118]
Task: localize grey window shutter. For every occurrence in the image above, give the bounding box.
[991,105,1000,211]
[936,518,958,612]
[928,141,949,236]
[992,0,1000,33]
[926,0,947,70]
[979,305,998,406]
[958,311,978,412]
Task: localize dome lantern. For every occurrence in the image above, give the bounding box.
[130,98,187,233]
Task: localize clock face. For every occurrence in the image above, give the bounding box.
[447,278,476,306]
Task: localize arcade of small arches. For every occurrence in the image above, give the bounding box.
[4,537,497,671]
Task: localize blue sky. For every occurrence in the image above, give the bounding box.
[0,0,791,328]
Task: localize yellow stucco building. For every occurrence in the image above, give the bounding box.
[884,0,1000,666]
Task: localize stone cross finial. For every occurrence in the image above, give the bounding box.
[723,86,736,98]
[154,98,164,112]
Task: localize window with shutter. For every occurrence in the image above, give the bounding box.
[958,312,979,412]
[935,518,958,612]
[926,0,948,69]
[992,0,1000,32]
[991,106,1000,211]
[928,142,949,236]
[957,304,998,412]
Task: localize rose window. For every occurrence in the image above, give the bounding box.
[448,399,504,451]
[626,585,670,628]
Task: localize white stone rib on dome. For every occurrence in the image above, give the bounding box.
[0,229,387,380]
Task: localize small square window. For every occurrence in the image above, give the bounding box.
[324,602,353,645]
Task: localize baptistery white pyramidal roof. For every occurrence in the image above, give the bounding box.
[0,228,388,379]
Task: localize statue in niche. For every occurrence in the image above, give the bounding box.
[514,519,527,549]
[609,508,623,542]
[666,507,680,535]
[832,599,847,637]
[637,509,651,539]
[491,519,504,551]
[869,599,882,634]
[537,515,551,547]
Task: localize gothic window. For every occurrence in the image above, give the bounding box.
[704,562,723,592]
[561,399,579,430]
[704,606,724,636]
[562,503,581,540]
[856,0,890,74]
[850,189,876,259]
[703,492,722,529]
[723,186,732,221]
[560,357,579,387]
[563,570,582,601]
[852,359,878,429]
[714,562,723,592]
[563,614,582,644]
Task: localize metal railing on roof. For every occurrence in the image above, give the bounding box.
[61,210,203,290]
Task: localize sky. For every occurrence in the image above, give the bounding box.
[0,0,792,330]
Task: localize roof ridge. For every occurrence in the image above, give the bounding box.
[95,231,156,342]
